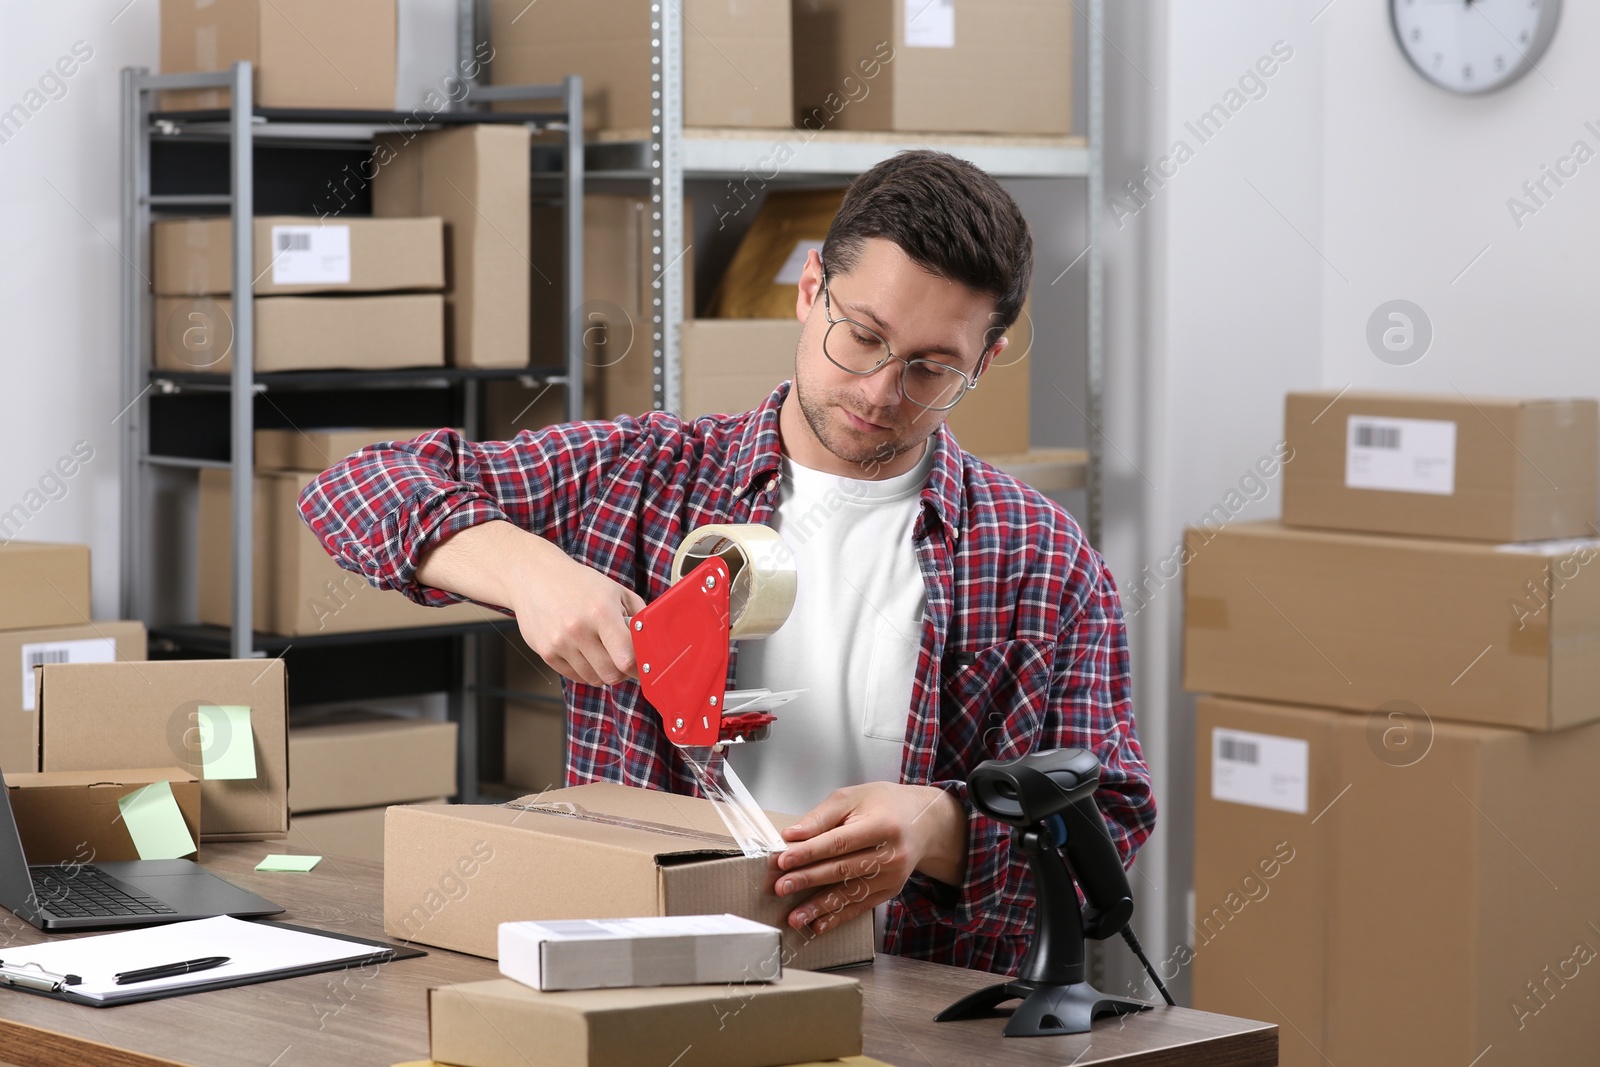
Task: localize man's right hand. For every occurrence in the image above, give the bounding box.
[416,519,646,687]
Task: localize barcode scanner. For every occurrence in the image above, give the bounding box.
[935,749,1174,1037]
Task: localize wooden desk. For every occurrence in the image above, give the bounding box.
[0,844,1276,1067]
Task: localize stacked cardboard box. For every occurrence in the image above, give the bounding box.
[792,0,1073,135]
[151,216,446,374]
[372,124,531,369]
[701,188,1033,456]
[500,649,566,794]
[1182,391,1600,1066]
[486,0,792,131]
[287,709,457,864]
[0,543,148,773]
[160,0,469,112]
[199,429,490,636]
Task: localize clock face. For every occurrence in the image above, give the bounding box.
[1391,0,1561,94]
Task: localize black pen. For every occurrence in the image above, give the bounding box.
[114,956,230,985]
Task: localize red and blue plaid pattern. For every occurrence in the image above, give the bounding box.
[298,383,1156,976]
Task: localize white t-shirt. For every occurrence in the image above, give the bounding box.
[727,443,935,819]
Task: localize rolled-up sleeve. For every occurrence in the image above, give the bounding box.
[296,420,644,607]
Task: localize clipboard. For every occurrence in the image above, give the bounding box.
[0,917,426,1007]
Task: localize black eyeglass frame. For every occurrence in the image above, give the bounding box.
[818,267,989,413]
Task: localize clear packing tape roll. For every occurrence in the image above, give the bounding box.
[670,524,798,857]
[671,524,797,638]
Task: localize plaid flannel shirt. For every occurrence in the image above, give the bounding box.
[298,382,1156,976]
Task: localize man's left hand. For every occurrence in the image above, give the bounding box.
[773,782,968,935]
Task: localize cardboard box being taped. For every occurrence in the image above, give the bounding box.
[1193,695,1600,1066]
[384,783,874,969]
[35,660,288,841]
[1282,390,1599,542]
[1182,520,1600,731]
[5,768,201,866]
[429,970,863,1067]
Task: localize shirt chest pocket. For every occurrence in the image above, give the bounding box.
[861,615,924,742]
[940,639,1055,757]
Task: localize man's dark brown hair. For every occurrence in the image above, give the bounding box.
[821,149,1034,347]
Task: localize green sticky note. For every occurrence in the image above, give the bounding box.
[117,781,197,860]
[196,704,257,780]
[255,854,322,872]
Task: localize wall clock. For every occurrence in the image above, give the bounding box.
[1390,0,1561,94]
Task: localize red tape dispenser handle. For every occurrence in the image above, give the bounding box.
[631,557,733,748]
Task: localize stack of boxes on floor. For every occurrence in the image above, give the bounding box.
[198,428,487,637]
[1184,390,1600,1066]
[0,542,145,775]
[286,709,458,864]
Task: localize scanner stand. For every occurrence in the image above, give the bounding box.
[934,823,1149,1037]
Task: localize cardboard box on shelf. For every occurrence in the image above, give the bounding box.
[705,188,843,320]
[1282,391,1599,542]
[286,804,410,865]
[498,914,783,992]
[0,621,147,774]
[504,650,566,704]
[0,543,90,633]
[527,193,695,418]
[5,768,201,866]
[35,659,289,841]
[373,124,530,368]
[1194,695,1600,1067]
[503,700,564,793]
[253,427,444,474]
[702,186,1033,455]
[197,468,489,636]
[383,782,873,969]
[160,0,466,112]
[792,0,1072,135]
[1181,521,1600,731]
[430,970,863,1067]
[152,293,445,375]
[152,217,445,298]
[289,712,456,813]
[677,313,1031,457]
[487,0,792,130]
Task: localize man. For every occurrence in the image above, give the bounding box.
[299,150,1155,975]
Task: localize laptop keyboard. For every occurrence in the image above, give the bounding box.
[29,865,177,918]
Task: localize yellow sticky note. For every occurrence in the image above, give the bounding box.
[196,704,257,780]
[256,854,322,872]
[117,781,197,860]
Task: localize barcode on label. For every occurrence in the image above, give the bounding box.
[1354,424,1401,450]
[276,232,312,252]
[25,649,70,669]
[1218,737,1259,764]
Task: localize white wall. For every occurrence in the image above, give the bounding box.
[0,3,158,619]
[1104,0,1600,1006]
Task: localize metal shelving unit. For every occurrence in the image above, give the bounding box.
[632,0,1102,532]
[118,61,585,801]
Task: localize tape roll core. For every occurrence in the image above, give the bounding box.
[671,524,796,639]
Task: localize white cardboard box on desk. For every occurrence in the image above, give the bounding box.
[499,915,782,992]
[383,782,874,970]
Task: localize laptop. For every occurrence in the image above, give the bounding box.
[0,769,283,931]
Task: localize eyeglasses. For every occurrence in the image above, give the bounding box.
[819,269,983,413]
